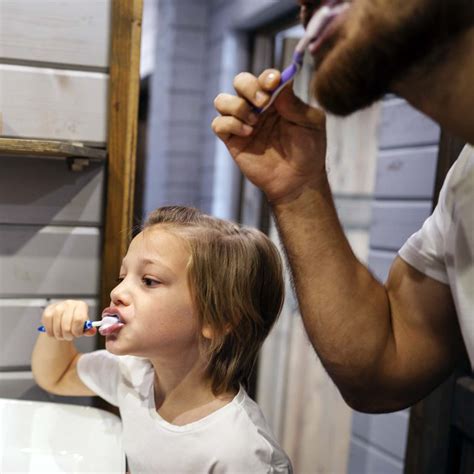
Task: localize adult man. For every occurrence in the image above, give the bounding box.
[212,0,474,412]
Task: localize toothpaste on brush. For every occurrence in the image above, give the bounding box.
[37,315,123,335]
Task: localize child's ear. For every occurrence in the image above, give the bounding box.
[201,324,232,340]
[201,325,214,340]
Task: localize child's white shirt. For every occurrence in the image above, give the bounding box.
[77,350,292,473]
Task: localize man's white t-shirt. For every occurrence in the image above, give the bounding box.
[77,350,292,473]
[399,145,474,368]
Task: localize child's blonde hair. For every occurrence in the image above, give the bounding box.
[143,206,284,395]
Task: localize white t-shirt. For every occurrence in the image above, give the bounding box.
[77,350,292,474]
[399,145,474,368]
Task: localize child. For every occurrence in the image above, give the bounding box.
[32,205,292,473]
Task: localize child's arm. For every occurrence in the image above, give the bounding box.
[31,300,97,397]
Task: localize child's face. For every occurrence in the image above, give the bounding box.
[105,227,201,359]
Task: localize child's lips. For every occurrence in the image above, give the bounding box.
[99,314,125,336]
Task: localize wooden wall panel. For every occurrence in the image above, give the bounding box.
[349,438,404,474]
[0,299,98,369]
[368,250,397,283]
[0,225,101,296]
[0,157,105,226]
[352,410,410,460]
[0,371,92,405]
[378,99,440,149]
[0,371,38,399]
[0,65,108,143]
[370,201,432,250]
[0,0,111,68]
[375,147,438,199]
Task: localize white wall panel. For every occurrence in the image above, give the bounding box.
[0,371,92,405]
[0,299,98,369]
[348,438,403,474]
[370,201,432,250]
[0,0,111,68]
[0,225,101,297]
[0,157,105,226]
[368,250,397,283]
[352,410,409,460]
[375,147,438,199]
[378,98,440,149]
[0,65,108,143]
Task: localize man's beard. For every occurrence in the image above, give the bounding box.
[311,0,474,116]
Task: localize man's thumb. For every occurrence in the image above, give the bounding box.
[274,82,325,129]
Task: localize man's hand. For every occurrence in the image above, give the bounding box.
[212,69,327,205]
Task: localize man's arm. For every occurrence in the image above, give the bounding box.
[273,177,464,412]
[212,69,465,413]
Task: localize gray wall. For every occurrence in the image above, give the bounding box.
[144,0,295,219]
[0,157,102,405]
[347,97,440,474]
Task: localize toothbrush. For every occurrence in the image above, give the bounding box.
[37,316,120,333]
[256,0,349,113]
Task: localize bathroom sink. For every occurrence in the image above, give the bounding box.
[0,398,124,473]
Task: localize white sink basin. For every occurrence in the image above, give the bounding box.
[0,398,125,473]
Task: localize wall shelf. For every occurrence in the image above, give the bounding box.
[0,138,106,160]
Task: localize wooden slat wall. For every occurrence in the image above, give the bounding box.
[347,98,440,474]
[0,299,97,369]
[0,0,111,144]
[0,157,104,226]
[0,1,111,402]
[0,65,108,143]
[0,0,111,68]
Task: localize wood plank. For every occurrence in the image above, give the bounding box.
[349,438,403,474]
[0,0,111,68]
[374,147,438,199]
[370,201,432,251]
[0,299,98,369]
[101,0,143,312]
[460,438,474,474]
[378,99,440,149]
[281,311,352,473]
[452,377,474,440]
[352,410,410,461]
[368,250,397,283]
[0,371,92,405]
[326,104,380,195]
[0,138,106,160]
[0,156,104,226]
[0,225,101,297]
[0,64,108,143]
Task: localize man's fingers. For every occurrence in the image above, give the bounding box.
[233,72,273,109]
[258,69,281,92]
[214,93,258,126]
[211,116,254,141]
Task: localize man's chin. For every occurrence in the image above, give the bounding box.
[310,45,389,116]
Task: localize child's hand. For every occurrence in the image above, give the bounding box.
[41,300,96,340]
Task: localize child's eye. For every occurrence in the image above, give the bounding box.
[143,277,160,287]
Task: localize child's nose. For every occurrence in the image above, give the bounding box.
[110,281,131,306]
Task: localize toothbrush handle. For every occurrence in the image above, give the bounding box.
[255,52,303,114]
[37,320,97,333]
